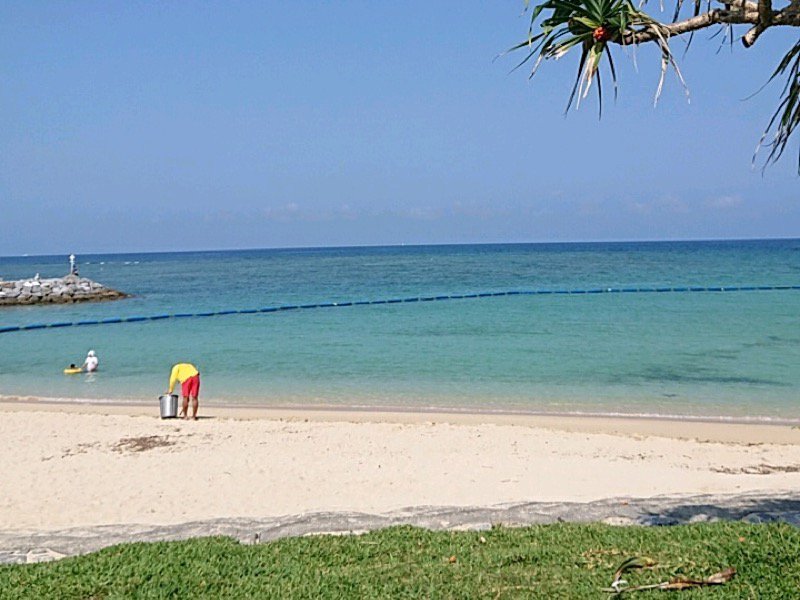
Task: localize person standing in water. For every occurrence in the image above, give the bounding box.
[81,350,99,373]
[167,363,201,420]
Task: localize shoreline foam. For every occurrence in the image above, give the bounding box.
[3,395,800,441]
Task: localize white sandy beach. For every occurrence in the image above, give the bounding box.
[1,399,800,533]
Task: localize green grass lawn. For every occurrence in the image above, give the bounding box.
[1,522,799,599]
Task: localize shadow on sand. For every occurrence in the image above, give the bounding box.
[1,492,797,565]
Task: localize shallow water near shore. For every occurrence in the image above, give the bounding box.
[1,240,799,420]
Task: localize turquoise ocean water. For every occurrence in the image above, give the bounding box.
[1,240,799,421]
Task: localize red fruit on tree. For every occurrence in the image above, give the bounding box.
[593,26,611,42]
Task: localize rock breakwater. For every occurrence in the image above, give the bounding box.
[0,275,127,306]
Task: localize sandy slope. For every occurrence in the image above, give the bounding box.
[1,400,799,532]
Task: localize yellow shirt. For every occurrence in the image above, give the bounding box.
[168,363,199,393]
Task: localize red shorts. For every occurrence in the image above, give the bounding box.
[181,374,200,398]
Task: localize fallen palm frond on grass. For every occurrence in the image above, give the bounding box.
[604,555,736,594]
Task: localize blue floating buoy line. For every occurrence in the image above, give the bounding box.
[1,284,799,335]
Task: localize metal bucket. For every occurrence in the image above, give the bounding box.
[158,394,179,419]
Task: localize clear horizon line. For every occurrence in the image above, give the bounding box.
[1,234,798,260]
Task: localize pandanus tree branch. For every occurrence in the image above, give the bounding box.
[617,1,800,48]
[743,0,773,47]
[618,2,759,44]
[510,0,800,170]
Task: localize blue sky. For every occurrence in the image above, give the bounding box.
[1,1,797,255]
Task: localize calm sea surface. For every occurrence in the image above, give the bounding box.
[1,240,799,421]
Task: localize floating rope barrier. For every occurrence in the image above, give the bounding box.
[1,284,799,335]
